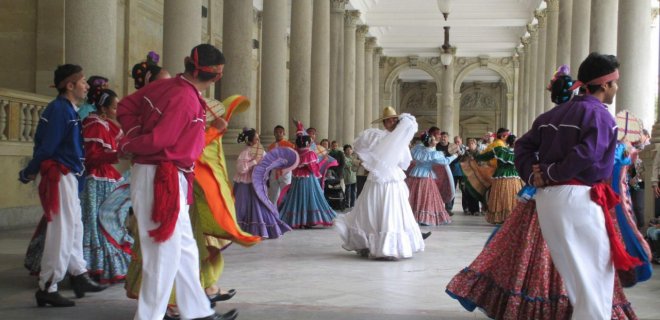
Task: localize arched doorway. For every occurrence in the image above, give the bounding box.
[453,59,514,139]
[382,58,442,131]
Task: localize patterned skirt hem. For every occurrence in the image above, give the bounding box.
[446,267,571,319]
[415,211,451,226]
[447,265,638,320]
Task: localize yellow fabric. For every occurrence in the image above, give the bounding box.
[482,139,506,168]
[485,177,524,224]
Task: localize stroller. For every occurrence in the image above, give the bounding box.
[324,168,345,211]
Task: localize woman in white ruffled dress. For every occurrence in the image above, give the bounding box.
[336,107,425,260]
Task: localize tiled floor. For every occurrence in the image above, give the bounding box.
[0,202,658,320]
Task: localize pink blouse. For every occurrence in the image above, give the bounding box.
[233,146,260,183]
[292,148,321,178]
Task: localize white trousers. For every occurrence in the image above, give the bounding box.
[268,170,291,204]
[536,185,614,320]
[131,164,213,320]
[39,172,87,293]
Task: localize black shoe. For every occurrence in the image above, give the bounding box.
[193,309,238,320]
[422,231,432,240]
[71,272,109,298]
[356,248,370,258]
[35,289,75,307]
[208,289,236,303]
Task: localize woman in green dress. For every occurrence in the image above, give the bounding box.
[473,134,523,224]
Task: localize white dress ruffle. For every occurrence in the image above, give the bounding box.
[336,114,424,259]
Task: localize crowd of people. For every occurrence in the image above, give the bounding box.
[16,42,659,320]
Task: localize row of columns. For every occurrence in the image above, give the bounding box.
[68,0,381,145]
[219,0,383,145]
[516,0,655,133]
[232,0,382,143]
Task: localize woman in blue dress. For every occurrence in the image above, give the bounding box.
[406,131,456,225]
[279,121,336,228]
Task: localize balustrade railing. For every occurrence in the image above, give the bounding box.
[0,88,52,142]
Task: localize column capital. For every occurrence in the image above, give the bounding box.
[374,47,383,55]
[379,55,386,68]
[516,45,525,55]
[356,24,369,38]
[331,0,346,13]
[520,35,530,47]
[512,55,520,68]
[366,37,377,50]
[344,10,360,27]
[535,9,547,28]
[545,0,559,11]
[527,23,538,39]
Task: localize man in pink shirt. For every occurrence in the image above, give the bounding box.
[118,44,236,320]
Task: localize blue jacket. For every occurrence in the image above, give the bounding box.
[23,96,85,176]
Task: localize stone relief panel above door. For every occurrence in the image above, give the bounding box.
[399,81,438,115]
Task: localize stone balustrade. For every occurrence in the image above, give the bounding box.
[0,88,52,143]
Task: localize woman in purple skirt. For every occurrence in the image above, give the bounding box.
[233,128,292,239]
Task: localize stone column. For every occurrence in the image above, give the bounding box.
[617,0,653,127]
[311,0,331,139]
[36,0,65,95]
[354,25,368,135]
[544,0,559,111]
[329,0,346,140]
[162,0,201,75]
[535,10,547,118]
[259,0,288,142]
[65,0,118,83]
[522,37,532,132]
[289,0,313,133]
[364,37,376,128]
[514,49,523,134]
[222,0,255,137]
[556,0,572,67]
[590,0,618,55]
[527,24,539,126]
[571,0,591,77]
[506,93,515,133]
[342,10,359,145]
[373,47,383,127]
[441,50,456,135]
[515,47,524,132]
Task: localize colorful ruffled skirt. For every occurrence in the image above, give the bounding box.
[234,182,292,239]
[485,176,523,224]
[81,178,132,283]
[406,176,451,225]
[279,176,336,228]
[445,200,637,320]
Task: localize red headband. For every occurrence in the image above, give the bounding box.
[192,48,222,81]
[568,70,619,93]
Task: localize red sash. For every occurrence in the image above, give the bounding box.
[148,162,180,242]
[38,160,70,222]
[590,183,642,271]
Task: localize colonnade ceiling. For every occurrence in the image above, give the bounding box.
[348,0,543,58]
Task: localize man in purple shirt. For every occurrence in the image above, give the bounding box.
[515,52,621,319]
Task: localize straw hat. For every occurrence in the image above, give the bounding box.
[204,98,225,123]
[371,106,399,124]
